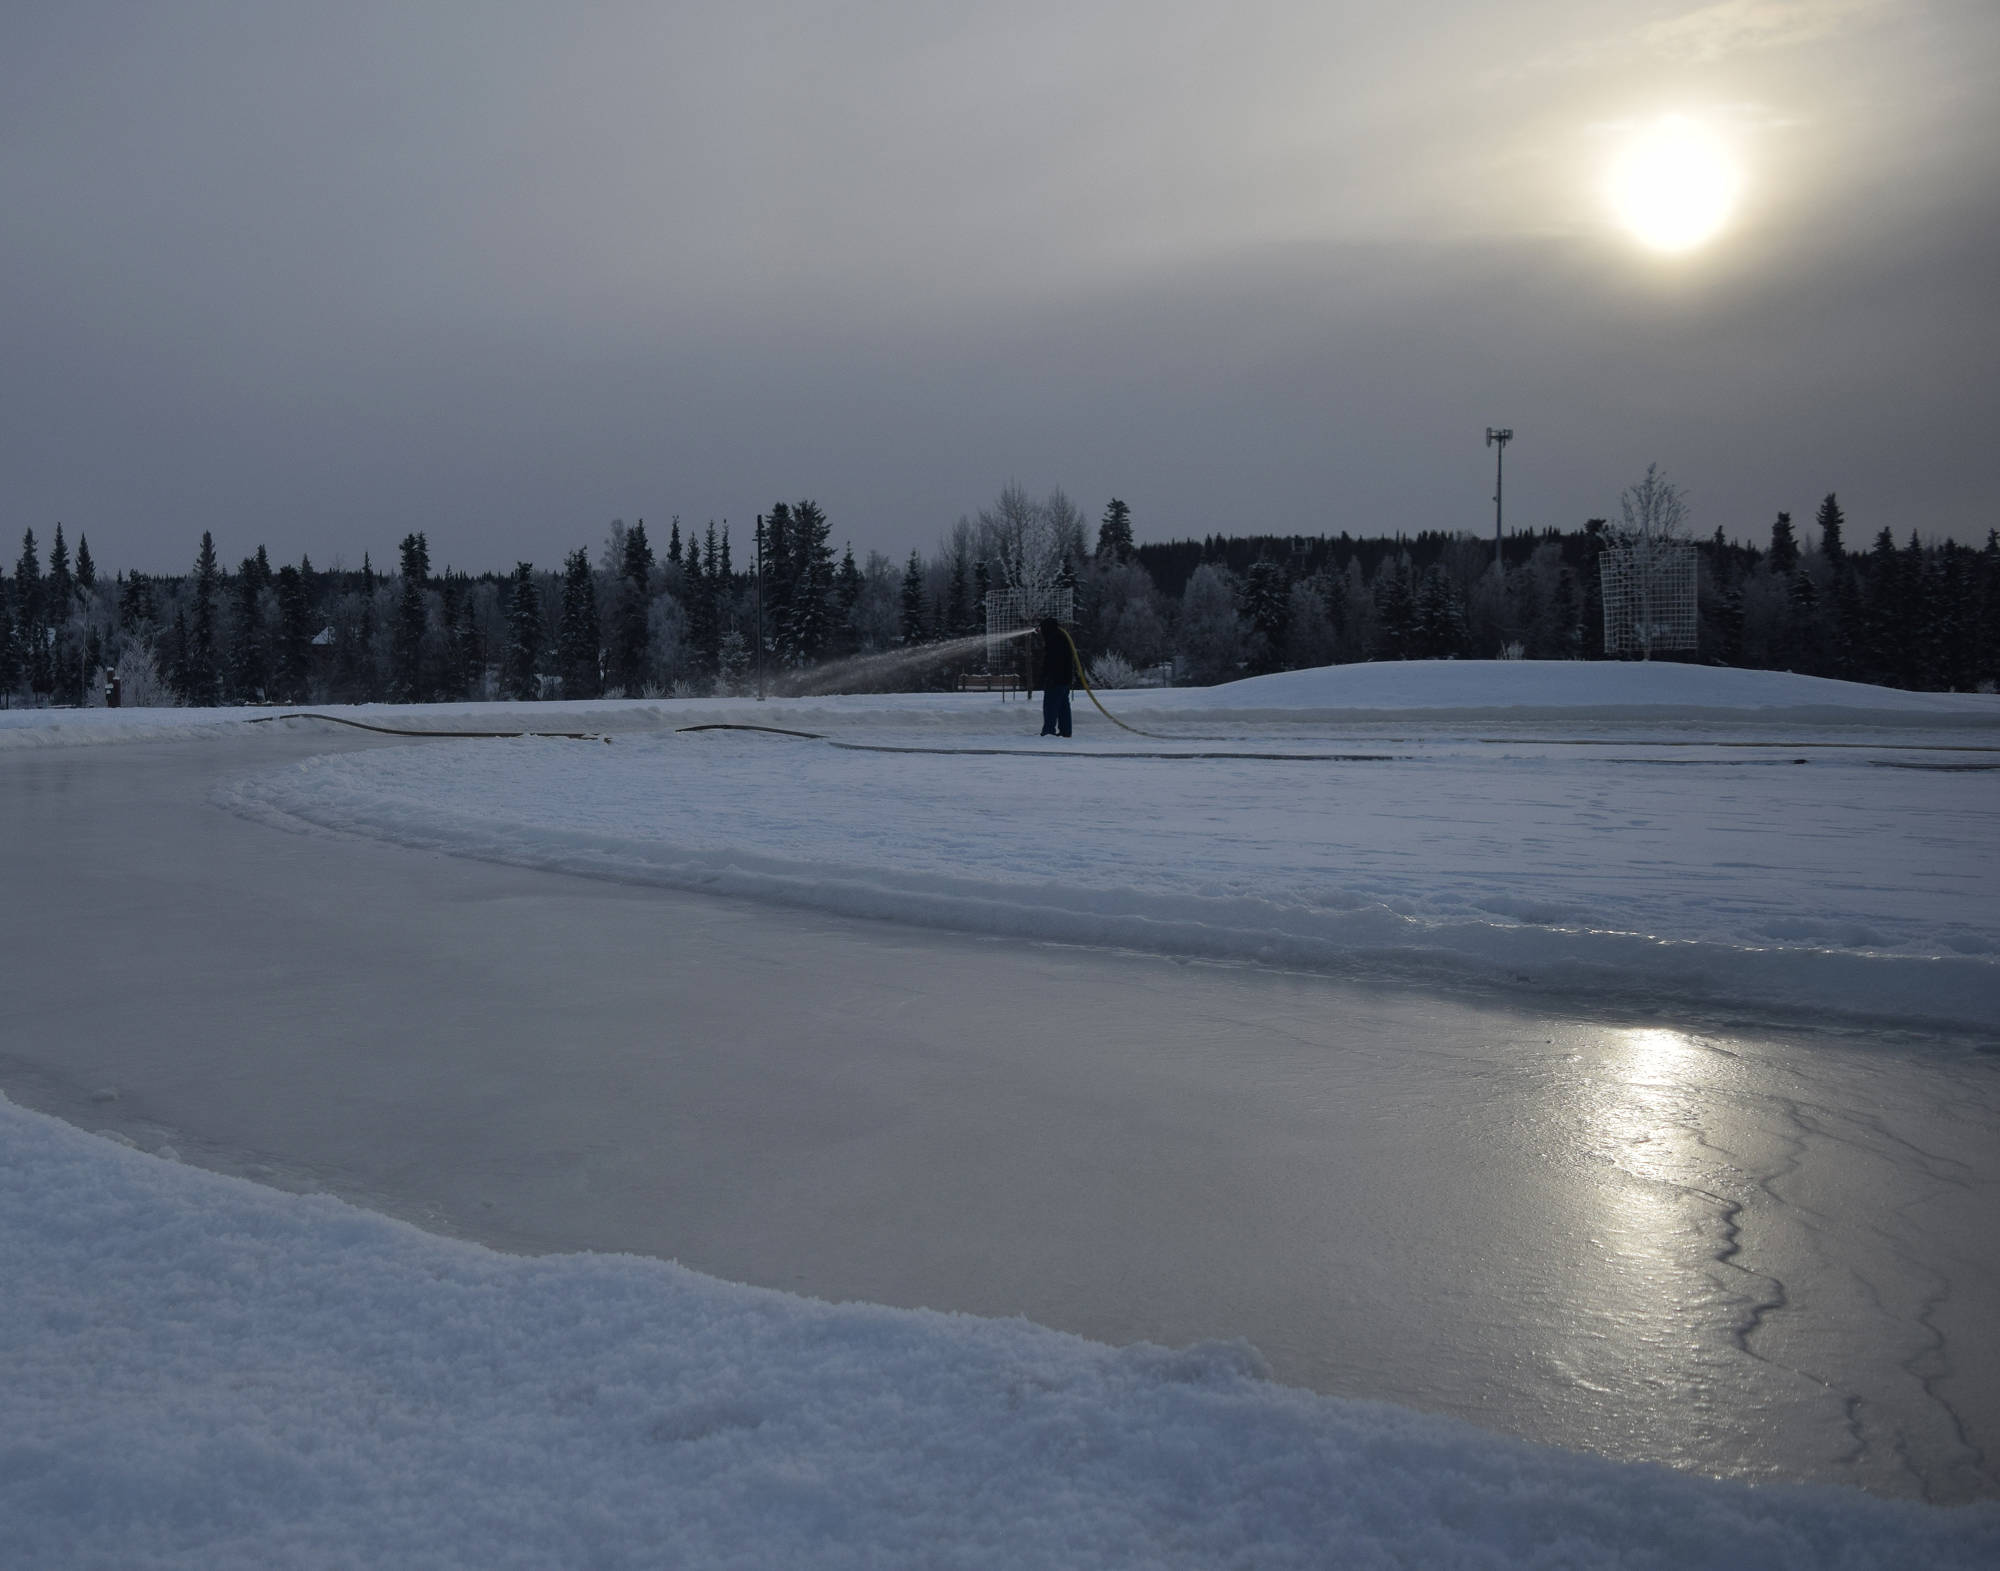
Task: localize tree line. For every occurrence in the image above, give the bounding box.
[3,487,1996,708]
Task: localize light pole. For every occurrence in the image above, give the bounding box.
[754,514,765,702]
[1484,426,1513,572]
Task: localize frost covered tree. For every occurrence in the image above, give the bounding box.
[1616,465,1689,547]
[981,484,1086,602]
[1282,578,1338,670]
[1176,563,1246,684]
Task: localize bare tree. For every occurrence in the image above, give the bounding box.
[1616,462,1688,545]
[1605,463,1697,659]
[979,483,1087,597]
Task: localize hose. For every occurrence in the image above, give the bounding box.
[1049,625,1229,742]
[250,712,611,741]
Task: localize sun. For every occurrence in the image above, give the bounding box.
[1607,115,1741,253]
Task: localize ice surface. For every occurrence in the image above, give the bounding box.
[4,664,1998,1563]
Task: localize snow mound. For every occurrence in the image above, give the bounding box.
[1116,660,2000,720]
[5,1092,1993,1569]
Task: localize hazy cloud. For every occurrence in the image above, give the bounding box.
[1644,0,1895,63]
[2,1,1994,572]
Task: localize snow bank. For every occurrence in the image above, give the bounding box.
[225,719,2000,1032]
[6,662,1997,752]
[4,1093,1992,1570]
[1131,660,2000,719]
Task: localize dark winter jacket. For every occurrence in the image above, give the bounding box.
[1038,620,1074,693]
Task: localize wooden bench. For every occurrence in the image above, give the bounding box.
[957,671,1023,697]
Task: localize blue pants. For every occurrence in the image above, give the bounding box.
[1041,686,1072,737]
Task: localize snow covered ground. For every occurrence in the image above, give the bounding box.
[6,1090,1996,1570]
[5,662,1999,1566]
[192,662,2000,1031]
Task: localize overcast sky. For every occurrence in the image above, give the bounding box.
[5,1,1995,575]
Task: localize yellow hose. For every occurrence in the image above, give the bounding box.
[1051,625,1180,741]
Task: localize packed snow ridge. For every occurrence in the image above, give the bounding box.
[5,1093,1996,1569]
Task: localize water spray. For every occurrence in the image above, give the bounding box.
[768,629,1032,699]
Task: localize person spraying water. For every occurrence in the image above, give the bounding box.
[1037,616,1076,738]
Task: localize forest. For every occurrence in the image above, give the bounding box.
[3,483,1996,708]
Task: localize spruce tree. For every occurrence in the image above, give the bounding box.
[1372,560,1417,659]
[47,526,74,617]
[1815,493,1844,564]
[611,520,654,694]
[229,554,271,701]
[391,532,430,701]
[15,530,47,703]
[81,627,103,705]
[1768,512,1799,575]
[120,570,155,632]
[42,527,81,703]
[0,574,17,705]
[1241,559,1290,672]
[945,554,969,638]
[75,535,95,593]
[836,545,863,652]
[1781,568,1829,674]
[900,551,927,645]
[1981,531,2000,691]
[186,532,222,705]
[443,571,480,700]
[1413,564,1468,659]
[556,547,601,698]
[168,608,192,702]
[785,502,834,664]
[683,534,712,678]
[275,564,314,703]
[1831,562,1863,677]
[506,563,542,700]
[1097,499,1135,563]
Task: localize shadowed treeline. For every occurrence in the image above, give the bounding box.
[4,491,1995,708]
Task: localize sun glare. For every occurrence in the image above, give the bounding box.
[1608,115,1741,254]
